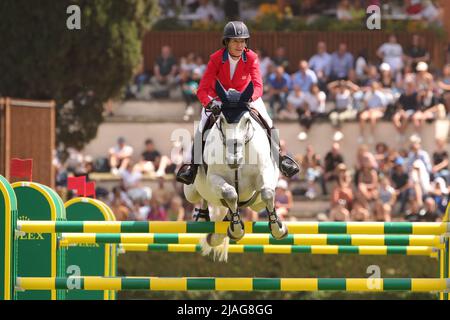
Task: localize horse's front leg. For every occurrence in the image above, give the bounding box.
[209,173,245,241]
[259,168,288,240]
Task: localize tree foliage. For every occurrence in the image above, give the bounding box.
[0,0,159,150]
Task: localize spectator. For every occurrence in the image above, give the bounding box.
[330,42,354,81]
[110,196,131,221]
[374,176,396,221]
[167,196,186,221]
[291,60,318,93]
[355,144,378,174]
[255,49,273,82]
[421,0,443,25]
[336,0,353,21]
[119,161,152,202]
[268,66,291,116]
[307,84,327,117]
[302,145,325,199]
[359,82,386,143]
[323,142,345,194]
[293,86,320,141]
[328,79,360,141]
[179,52,197,74]
[309,41,332,91]
[135,139,171,177]
[415,61,434,91]
[390,157,411,215]
[109,137,134,175]
[374,142,390,174]
[437,64,450,115]
[407,135,432,174]
[329,164,353,221]
[378,63,397,109]
[354,49,369,83]
[193,0,223,22]
[272,47,290,73]
[424,177,449,221]
[407,159,431,219]
[151,45,177,96]
[279,85,308,121]
[355,153,379,212]
[432,138,450,184]
[179,67,201,121]
[147,197,168,221]
[274,179,293,221]
[392,80,420,141]
[417,86,446,125]
[125,60,150,99]
[152,177,175,208]
[405,34,430,71]
[194,55,206,76]
[376,34,404,75]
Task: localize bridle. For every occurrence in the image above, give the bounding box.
[212,106,255,147]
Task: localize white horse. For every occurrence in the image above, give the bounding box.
[183,82,288,262]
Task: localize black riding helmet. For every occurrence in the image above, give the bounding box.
[222,21,250,46]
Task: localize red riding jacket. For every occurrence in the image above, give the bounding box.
[197,47,263,107]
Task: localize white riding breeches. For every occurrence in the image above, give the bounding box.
[198,97,273,133]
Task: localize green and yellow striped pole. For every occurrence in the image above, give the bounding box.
[15,276,450,292]
[114,243,437,257]
[439,203,450,300]
[17,221,450,235]
[59,233,444,247]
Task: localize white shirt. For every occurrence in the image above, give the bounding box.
[109,144,133,158]
[378,43,404,71]
[287,92,309,109]
[305,91,326,113]
[229,54,239,79]
[309,52,331,76]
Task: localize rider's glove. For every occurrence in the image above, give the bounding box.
[207,100,222,115]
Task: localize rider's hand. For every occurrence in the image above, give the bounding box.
[207,100,222,115]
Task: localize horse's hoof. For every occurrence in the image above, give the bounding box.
[269,221,288,240]
[227,221,245,241]
[206,233,224,247]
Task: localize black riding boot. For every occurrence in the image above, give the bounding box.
[270,127,300,178]
[176,130,202,185]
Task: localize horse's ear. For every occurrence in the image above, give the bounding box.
[215,81,228,102]
[240,82,254,102]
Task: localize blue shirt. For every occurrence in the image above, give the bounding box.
[291,69,318,92]
[330,52,354,79]
[268,72,291,90]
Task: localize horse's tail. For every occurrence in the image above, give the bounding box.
[199,235,229,262]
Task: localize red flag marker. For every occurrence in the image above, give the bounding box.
[10,158,33,181]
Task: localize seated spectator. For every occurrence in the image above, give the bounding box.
[272,47,289,73]
[109,137,134,175]
[279,85,307,121]
[308,84,327,116]
[329,164,353,221]
[378,63,397,109]
[417,87,447,124]
[407,134,432,174]
[274,179,293,221]
[415,62,434,91]
[309,41,331,91]
[119,161,152,202]
[293,86,322,141]
[179,52,197,74]
[336,0,353,21]
[268,66,291,116]
[374,176,396,221]
[147,197,168,221]
[194,55,206,76]
[151,45,177,96]
[392,80,420,141]
[302,145,324,199]
[110,196,130,221]
[437,64,450,116]
[179,68,201,121]
[291,60,318,93]
[406,159,432,220]
[125,61,150,99]
[167,196,186,221]
[255,49,273,82]
[193,0,223,22]
[328,80,360,141]
[355,144,378,177]
[405,34,430,71]
[377,34,404,75]
[134,139,171,177]
[420,177,448,221]
[354,49,369,84]
[323,142,345,195]
[152,176,175,208]
[374,142,390,174]
[359,82,386,143]
[432,138,450,184]
[355,154,379,211]
[390,157,411,215]
[330,43,354,81]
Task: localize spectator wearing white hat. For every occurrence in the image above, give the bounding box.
[415,62,434,91]
[274,179,293,221]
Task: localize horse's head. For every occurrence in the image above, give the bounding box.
[215,81,254,170]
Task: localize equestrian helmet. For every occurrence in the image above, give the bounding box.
[222,21,250,46]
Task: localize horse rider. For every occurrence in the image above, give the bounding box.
[176,21,300,185]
